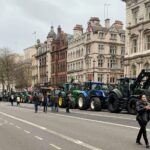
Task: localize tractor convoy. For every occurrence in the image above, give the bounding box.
[57,69,150,115]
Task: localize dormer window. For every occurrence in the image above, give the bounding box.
[99,32,104,39]
[110,34,117,40]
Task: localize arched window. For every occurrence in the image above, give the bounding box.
[98,58,104,68]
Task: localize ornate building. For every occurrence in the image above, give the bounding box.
[67,17,125,84]
[35,26,56,86]
[123,0,150,77]
[51,26,68,85]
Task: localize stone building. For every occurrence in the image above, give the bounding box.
[51,26,68,85]
[123,0,150,77]
[35,26,56,87]
[67,17,125,84]
[36,26,56,86]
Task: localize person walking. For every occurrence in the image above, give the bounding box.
[136,94,150,148]
[43,93,48,113]
[17,95,21,106]
[10,94,14,106]
[33,93,39,113]
[66,91,71,113]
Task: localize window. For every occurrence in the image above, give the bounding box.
[87,34,90,40]
[98,58,103,67]
[121,59,124,68]
[107,74,109,83]
[110,34,117,40]
[99,32,104,39]
[121,35,125,42]
[147,35,150,50]
[109,59,116,69]
[110,45,117,54]
[121,47,125,55]
[132,9,138,25]
[146,4,150,20]
[132,39,137,53]
[81,61,83,69]
[98,44,104,53]
[98,74,103,82]
[86,45,91,54]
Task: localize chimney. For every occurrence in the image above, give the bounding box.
[105,19,110,28]
[73,24,83,38]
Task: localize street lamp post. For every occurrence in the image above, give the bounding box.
[93,59,96,81]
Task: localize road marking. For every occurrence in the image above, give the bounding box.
[24,130,31,134]
[49,144,61,150]
[0,112,103,150]
[35,136,43,141]
[0,112,47,130]
[3,102,135,121]
[70,110,135,121]
[52,113,141,130]
[15,126,21,129]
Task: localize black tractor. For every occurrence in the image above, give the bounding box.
[108,69,150,114]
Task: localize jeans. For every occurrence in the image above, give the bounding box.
[43,104,47,112]
[137,119,149,145]
[35,104,38,113]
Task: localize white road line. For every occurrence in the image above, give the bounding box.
[35,136,43,141]
[24,130,31,134]
[15,126,21,129]
[0,112,47,130]
[49,144,61,150]
[0,112,103,150]
[70,111,136,121]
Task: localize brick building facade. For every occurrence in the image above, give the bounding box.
[51,26,68,85]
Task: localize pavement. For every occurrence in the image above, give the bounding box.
[0,102,149,150]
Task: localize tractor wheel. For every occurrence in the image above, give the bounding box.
[78,94,88,110]
[108,93,121,113]
[90,97,102,111]
[127,98,137,115]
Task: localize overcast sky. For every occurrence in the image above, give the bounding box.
[0,0,126,54]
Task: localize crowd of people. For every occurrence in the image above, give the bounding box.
[9,91,72,114]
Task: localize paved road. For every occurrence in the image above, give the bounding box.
[0,102,149,150]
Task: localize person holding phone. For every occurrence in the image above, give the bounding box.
[136,94,150,148]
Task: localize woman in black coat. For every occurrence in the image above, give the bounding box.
[136,94,150,148]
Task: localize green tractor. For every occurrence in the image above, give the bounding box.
[58,81,82,108]
[108,69,150,114]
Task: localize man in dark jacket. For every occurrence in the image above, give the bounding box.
[43,93,48,113]
[136,94,150,148]
[66,91,71,113]
[33,93,39,113]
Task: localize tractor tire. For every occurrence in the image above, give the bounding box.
[90,97,102,111]
[108,93,121,113]
[127,98,137,115]
[78,94,88,110]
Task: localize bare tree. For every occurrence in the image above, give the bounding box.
[15,61,32,90]
[0,48,16,92]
